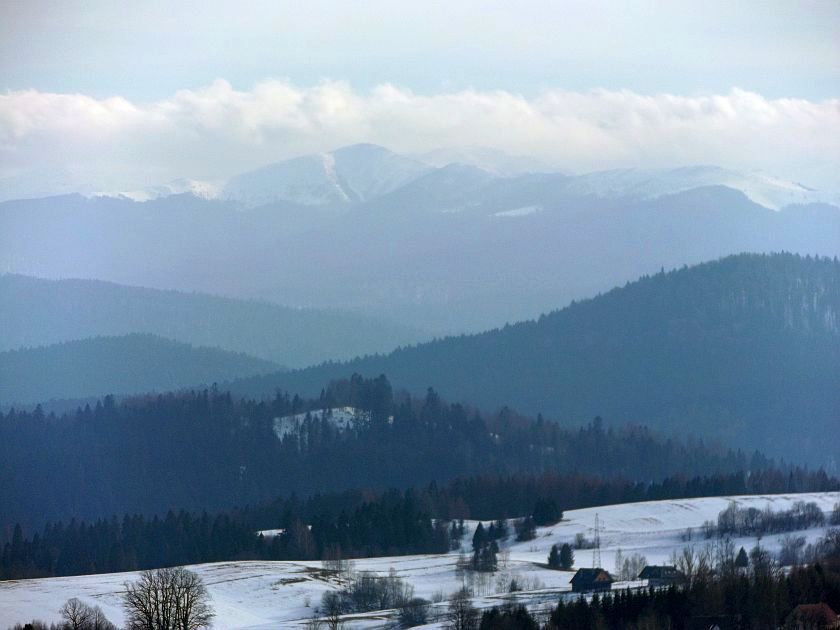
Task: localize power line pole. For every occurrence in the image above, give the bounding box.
[593,513,602,568]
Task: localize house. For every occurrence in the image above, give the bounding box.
[785,603,839,629]
[638,564,686,587]
[570,568,614,593]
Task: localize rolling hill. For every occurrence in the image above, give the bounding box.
[0,334,281,405]
[0,274,427,366]
[229,253,840,464]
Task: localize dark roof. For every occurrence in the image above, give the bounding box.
[571,568,614,585]
[787,603,837,625]
[639,565,685,580]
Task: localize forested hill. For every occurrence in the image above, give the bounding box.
[231,253,840,464]
[1,374,825,531]
[0,334,279,405]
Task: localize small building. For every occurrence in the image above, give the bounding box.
[570,568,614,593]
[785,603,839,629]
[638,565,686,587]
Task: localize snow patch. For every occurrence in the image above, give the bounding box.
[272,406,394,440]
[494,205,543,217]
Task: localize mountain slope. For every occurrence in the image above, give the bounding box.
[230,254,840,464]
[2,166,839,332]
[221,143,430,206]
[0,334,280,405]
[564,165,835,210]
[0,275,426,367]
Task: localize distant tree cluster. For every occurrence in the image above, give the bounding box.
[704,500,827,538]
[6,597,116,630]
[320,568,416,616]
[547,543,574,570]
[470,523,501,572]
[613,548,648,581]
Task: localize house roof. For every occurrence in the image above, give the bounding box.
[639,565,685,580]
[571,568,614,584]
[787,603,838,624]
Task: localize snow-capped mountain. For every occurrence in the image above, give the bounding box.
[96,178,223,202]
[563,165,834,210]
[221,143,430,207]
[364,162,498,214]
[27,144,833,213]
[414,146,555,176]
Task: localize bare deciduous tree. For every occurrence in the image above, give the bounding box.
[58,599,116,630]
[60,598,92,630]
[123,567,214,630]
[320,590,344,630]
[445,587,478,630]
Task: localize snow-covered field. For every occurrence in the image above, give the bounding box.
[2,492,836,629]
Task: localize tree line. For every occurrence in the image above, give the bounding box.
[3,468,836,581]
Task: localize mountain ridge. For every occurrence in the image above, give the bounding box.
[226,253,840,465]
[0,274,429,365]
[77,144,838,211]
[0,333,280,405]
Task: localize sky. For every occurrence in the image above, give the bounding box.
[1,0,839,193]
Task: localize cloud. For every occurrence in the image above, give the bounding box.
[1,79,838,194]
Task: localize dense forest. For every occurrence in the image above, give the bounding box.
[3,468,835,580]
[0,373,806,532]
[231,253,840,464]
[0,333,279,405]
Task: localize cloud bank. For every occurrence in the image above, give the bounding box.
[1,79,839,195]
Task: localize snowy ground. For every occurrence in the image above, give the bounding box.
[1,491,836,629]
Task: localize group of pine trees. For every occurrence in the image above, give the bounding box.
[547,543,574,571]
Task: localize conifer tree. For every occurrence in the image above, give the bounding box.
[548,544,561,569]
[560,543,574,570]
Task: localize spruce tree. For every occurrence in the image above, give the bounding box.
[548,544,561,569]
[560,543,574,570]
[472,523,486,551]
[735,546,749,569]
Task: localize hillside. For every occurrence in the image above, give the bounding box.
[0,334,279,405]
[1,491,836,629]
[0,274,426,367]
[230,254,840,464]
[0,374,774,530]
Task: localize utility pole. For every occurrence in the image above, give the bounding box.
[592,513,602,569]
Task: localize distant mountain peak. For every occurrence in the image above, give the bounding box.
[221,143,430,207]
[415,145,555,176]
[567,165,834,210]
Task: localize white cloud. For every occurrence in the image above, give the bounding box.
[1,80,838,195]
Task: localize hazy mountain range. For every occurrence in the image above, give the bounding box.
[229,254,840,466]
[0,274,425,366]
[2,144,838,332]
[0,334,279,406]
[94,143,835,210]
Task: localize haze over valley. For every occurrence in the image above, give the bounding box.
[2,3,839,629]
